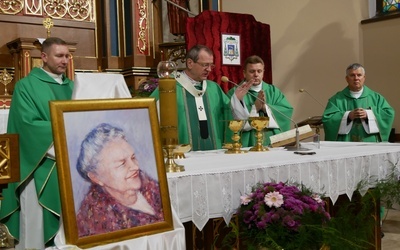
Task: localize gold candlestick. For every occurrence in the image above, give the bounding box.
[158,61,184,172]
[249,117,270,152]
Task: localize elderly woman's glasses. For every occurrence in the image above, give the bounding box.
[195,62,215,70]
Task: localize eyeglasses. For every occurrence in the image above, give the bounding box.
[195,62,215,69]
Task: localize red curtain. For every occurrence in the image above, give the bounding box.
[185,10,272,93]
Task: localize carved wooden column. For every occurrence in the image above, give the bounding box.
[0,68,13,107]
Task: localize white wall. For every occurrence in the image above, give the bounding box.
[362,17,400,132]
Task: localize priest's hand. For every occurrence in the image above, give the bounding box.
[255,91,266,113]
[349,108,367,120]
[234,80,254,100]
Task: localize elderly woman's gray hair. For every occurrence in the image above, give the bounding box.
[77,123,127,181]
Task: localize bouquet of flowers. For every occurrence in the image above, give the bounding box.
[135,78,159,97]
[238,182,330,250]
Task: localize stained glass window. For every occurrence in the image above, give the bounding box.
[381,0,400,13]
[363,0,400,24]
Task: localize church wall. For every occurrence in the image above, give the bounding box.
[362,18,400,134]
[222,0,377,133]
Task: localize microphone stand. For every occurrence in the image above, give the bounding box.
[222,76,310,151]
[299,88,325,108]
[298,88,324,134]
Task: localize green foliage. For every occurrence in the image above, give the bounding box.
[374,158,400,209]
[322,191,376,250]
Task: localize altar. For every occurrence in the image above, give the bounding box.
[167,141,400,249]
[0,109,9,134]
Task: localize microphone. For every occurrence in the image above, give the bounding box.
[222,76,310,151]
[299,88,325,108]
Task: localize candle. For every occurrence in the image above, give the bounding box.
[158,78,178,146]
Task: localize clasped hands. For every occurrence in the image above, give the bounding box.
[235,79,266,113]
[349,108,367,121]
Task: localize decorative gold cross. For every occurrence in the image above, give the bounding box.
[0,69,13,96]
[43,17,54,38]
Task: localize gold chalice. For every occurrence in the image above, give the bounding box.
[225,119,247,154]
[249,116,270,152]
[173,144,191,159]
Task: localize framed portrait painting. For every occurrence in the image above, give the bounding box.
[221,33,241,65]
[50,98,173,248]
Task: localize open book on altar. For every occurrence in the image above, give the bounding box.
[270,124,315,148]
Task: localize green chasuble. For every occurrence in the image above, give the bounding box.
[0,67,73,244]
[322,86,395,142]
[151,79,230,151]
[227,82,294,147]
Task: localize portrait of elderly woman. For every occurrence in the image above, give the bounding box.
[75,123,164,237]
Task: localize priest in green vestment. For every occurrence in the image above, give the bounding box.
[0,37,74,248]
[322,63,394,142]
[151,45,230,151]
[228,55,294,147]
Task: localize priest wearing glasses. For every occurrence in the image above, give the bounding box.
[151,45,230,151]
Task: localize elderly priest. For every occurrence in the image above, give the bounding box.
[322,63,395,142]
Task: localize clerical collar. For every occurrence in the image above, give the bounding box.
[41,67,63,85]
[350,87,363,99]
[182,71,202,87]
[250,82,262,92]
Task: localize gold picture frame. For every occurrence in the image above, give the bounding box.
[50,98,173,248]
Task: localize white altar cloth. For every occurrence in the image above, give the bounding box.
[167,141,400,231]
[73,73,131,99]
[0,109,9,133]
[50,207,186,250]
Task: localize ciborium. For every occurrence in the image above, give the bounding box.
[225,120,247,154]
[249,116,270,152]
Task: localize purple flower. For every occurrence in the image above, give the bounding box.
[239,181,330,238]
[270,212,280,222]
[137,78,159,96]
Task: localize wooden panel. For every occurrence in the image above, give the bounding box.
[0,134,20,185]
[0,15,97,74]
